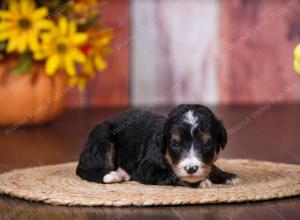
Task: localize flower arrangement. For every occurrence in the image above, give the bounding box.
[0,0,113,91]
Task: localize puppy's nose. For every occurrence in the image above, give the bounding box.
[184,166,198,174]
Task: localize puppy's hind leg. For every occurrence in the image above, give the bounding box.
[76,122,116,183]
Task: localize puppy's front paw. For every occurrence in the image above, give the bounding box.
[198,178,212,189]
[225,174,240,185]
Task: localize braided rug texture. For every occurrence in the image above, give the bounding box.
[0,159,300,207]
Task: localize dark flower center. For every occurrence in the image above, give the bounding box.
[18,18,32,30]
[57,43,68,53]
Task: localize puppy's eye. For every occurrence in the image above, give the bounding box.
[171,141,181,152]
[172,141,179,147]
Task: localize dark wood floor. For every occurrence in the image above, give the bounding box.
[0,105,300,220]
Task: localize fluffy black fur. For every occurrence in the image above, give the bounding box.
[76,104,237,187]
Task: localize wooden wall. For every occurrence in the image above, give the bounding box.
[67,0,300,107]
[220,0,300,104]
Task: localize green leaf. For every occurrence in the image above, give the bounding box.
[10,53,33,75]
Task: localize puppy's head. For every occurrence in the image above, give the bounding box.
[163,104,227,183]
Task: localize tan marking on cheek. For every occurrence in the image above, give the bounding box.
[165,150,174,167]
[201,133,211,144]
[171,133,181,143]
[201,164,212,176]
[165,150,180,176]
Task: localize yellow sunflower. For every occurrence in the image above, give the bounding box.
[0,0,52,53]
[82,28,113,76]
[36,17,88,76]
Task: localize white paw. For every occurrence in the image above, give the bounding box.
[225,176,240,185]
[103,171,122,183]
[103,167,131,183]
[198,178,212,189]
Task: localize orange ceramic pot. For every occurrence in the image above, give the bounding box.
[0,57,68,126]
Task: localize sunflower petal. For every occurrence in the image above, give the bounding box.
[69,21,77,34]
[64,56,76,76]
[68,77,78,87]
[71,33,88,45]
[94,55,107,71]
[293,60,300,74]
[8,28,20,38]
[8,0,19,14]
[20,0,34,14]
[78,78,87,92]
[83,58,95,76]
[17,35,28,53]
[29,31,40,51]
[46,55,60,75]
[33,8,48,20]
[33,49,47,60]
[98,36,111,46]
[294,44,300,61]
[0,21,14,30]
[0,10,13,19]
[6,37,19,53]
[0,31,11,41]
[73,49,86,63]
[41,32,55,43]
[58,17,68,36]
[37,20,53,30]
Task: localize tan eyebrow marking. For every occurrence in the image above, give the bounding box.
[201,133,211,144]
[171,133,181,142]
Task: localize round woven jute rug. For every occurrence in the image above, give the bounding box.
[0,159,300,207]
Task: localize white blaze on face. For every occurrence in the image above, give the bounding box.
[178,144,203,173]
[183,110,198,136]
[182,110,202,173]
[175,143,209,183]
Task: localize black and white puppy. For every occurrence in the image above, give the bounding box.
[76,104,239,188]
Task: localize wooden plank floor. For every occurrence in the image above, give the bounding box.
[0,105,300,220]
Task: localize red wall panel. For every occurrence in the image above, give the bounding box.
[220,0,300,104]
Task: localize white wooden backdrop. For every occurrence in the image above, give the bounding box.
[131,0,220,106]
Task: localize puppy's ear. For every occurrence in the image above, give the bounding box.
[162,120,171,154]
[216,120,227,152]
